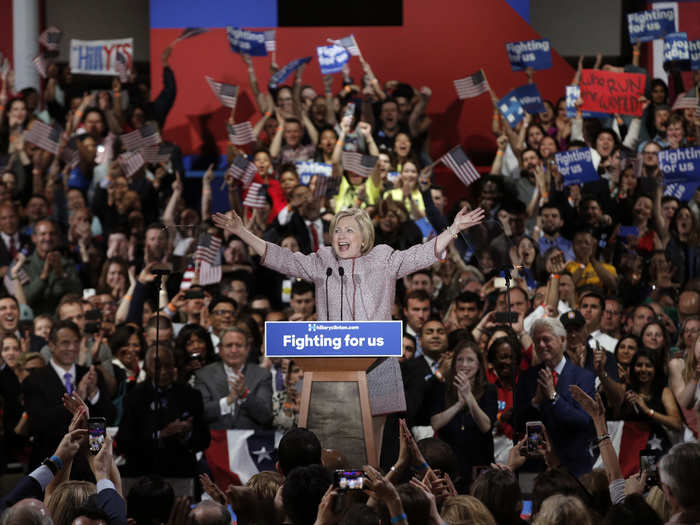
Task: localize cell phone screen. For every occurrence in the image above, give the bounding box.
[640,452,660,489]
[88,417,106,456]
[334,470,364,490]
[526,421,546,453]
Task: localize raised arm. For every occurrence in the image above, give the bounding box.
[201,164,215,219]
[213,210,267,257]
[322,75,337,126]
[409,87,431,137]
[242,53,266,114]
[434,207,486,257]
[269,109,284,158]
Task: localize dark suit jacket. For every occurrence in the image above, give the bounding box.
[194,362,273,430]
[117,381,210,477]
[513,358,596,477]
[263,213,329,255]
[0,232,29,267]
[96,487,128,525]
[22,364,114,470]
[401,356,440,428]
[0,474,43,514]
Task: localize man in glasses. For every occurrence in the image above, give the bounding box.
[207,296,238,350]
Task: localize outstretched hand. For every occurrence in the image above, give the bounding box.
[452,207,486,233]
[213,211,243,235]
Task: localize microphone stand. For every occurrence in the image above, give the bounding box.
[152,264,171,432]
[503,264,514,328]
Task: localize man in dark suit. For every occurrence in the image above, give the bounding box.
[513,317,596,477]
[263,184,327,254]
[21,320,114,470]
[401,317,450,429]
[194,327,272,430]
[0,203,29,272]
[117,345,210,477]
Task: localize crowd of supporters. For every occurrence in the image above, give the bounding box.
[0,22,699,525]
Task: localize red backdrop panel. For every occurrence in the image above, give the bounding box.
[0,0,13,62]
[150,1,574,157]
[150,0,575,202]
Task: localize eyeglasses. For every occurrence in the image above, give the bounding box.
[603,310,621,316]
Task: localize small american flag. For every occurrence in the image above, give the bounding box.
[342,151,378,178]
[327,35,360,57]
[115,51,129,83]
[33,54,47,79]
[264,30,276,52]
[313,174,331,198]
[175,27,208,43]
[199,261,222,286]
[25,121,61,154]
[227,122,255,145]
[439,145,481,187]
[195,233,222,265]
[120,124,161,151]
[243,182,268,208]
[61,136,80,167]
[453,70,488,100]
[672,92,697,111]
[38,26,62,52]
[227,154,257,188]
[206,76,239,109]
[141,143,173,164]
[118,151,145,178]
[180,263,195,291]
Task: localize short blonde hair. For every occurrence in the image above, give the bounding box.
[441,495,497,525]
[532,495,591,525]
[246,471,284,500]
[329,208,375,255]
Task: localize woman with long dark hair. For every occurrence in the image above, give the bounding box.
[174,323,216,385]
[613,334,640,386]
[618,348,681,477]
[427,340,497,489]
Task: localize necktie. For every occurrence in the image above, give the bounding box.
[8,237,16,259]
[275,365,284,391]
[64,372,73,395]
[310,223,319,252]
[551,370,558,389]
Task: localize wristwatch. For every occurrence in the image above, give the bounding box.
[42,457,60,475]
[549,392,559,404]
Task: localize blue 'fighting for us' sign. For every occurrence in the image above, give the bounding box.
[264,321,403,358]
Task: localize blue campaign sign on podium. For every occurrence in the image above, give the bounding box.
[265,321,403,358]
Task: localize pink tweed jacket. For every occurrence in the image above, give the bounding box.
[261,238,444,321]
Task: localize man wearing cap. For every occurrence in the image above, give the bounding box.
[560,310,619,382]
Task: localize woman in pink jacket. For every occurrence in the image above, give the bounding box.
[213,206,485,321]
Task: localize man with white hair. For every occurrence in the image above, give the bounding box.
[659,442,700,523]
[513,317,596,476]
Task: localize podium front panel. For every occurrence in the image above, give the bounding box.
[307,381,367,467]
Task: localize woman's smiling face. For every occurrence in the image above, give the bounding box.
[333,216,363,259]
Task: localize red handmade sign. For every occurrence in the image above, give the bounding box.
[579,69,646,117]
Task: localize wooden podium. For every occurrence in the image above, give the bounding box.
[265,320,405,469]
[295,357,378,468]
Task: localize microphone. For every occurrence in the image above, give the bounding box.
[325,268,333,321]
[338,266,345,321]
